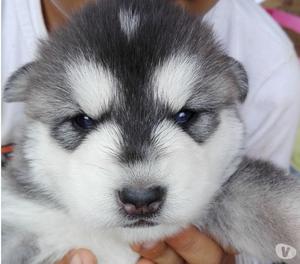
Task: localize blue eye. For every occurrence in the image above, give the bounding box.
[174,110,194,124]
[72,114,95,130]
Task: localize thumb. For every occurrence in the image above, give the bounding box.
[56,249,97,264]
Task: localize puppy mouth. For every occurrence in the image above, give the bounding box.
[123,219,159,228]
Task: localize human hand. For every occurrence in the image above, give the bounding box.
[55,227,235,264]
[131,226,236,264]
[56,249,97,264]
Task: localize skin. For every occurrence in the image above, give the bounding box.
[42,0,95,31]
[174,0,218,14]
[56,249,97,264]
[131,226,236,264]
[42,1,235,263]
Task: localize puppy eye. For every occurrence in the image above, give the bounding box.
[174,110,195,125]
[72,114,95,130]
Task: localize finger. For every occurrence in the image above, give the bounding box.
[136,258,155,264]
[57,249,97,264]
[221,254,236,264]
[166,226,224,264]
[132,242,184,264]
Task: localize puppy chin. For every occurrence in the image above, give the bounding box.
[117,224,186,243]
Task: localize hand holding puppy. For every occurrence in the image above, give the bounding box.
[131,226,235,264]
[57,227,235,264]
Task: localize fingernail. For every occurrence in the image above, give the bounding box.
[70,254,82,264]
[141,241,157,250]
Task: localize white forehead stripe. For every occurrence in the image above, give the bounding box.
[119,8,140,39]
[66,58,115,117]
[153,53,201,109]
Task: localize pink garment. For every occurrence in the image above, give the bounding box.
[265,8,300,34]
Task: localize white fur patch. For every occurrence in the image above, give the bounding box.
[119,8,140,40]
[152,53,202,110]
[66,58,115,118]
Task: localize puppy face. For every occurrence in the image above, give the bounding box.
[4,0,247,241]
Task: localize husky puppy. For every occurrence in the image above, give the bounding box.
[2,0,300,263]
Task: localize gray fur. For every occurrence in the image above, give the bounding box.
[199,158,300,264]
[2,225,40,264]
[4,62,37,103]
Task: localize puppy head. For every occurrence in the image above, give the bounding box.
[4,0,247,241]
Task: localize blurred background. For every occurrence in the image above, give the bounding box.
[262,0,300,55]
[259,0,300,175]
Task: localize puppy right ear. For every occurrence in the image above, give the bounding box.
[3,62,36,102]
[227,57,248,103]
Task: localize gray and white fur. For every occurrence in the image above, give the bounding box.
[2,0,300,263]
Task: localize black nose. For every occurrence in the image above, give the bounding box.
[118,186,166,216]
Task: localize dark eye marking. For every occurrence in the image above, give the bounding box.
[51,111,112,151]
[172,108,220,143]
[71,114,96,130]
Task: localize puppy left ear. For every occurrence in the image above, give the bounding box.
[227,57,248,103]
[3,62,36,102]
